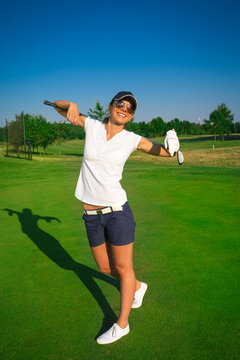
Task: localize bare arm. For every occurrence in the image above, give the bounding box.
[137,137,172,157]
[54,100,86,128]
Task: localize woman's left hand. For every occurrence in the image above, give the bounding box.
[164,129,180,156]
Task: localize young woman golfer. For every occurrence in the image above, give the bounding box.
[54,91,179,344]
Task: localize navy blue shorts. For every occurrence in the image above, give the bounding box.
[82,202,136,247]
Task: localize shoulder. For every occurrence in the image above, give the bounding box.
[123,129,142,149]
[124,129,141,139]
[84,117,104,131]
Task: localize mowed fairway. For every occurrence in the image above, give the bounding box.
[0,136,239,360]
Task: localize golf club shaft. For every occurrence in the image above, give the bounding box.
[44,100,183,165]
[43,100,88,117]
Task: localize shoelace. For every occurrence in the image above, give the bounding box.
[112,325,117,338]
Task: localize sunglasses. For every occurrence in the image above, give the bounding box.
[114,101,135,114]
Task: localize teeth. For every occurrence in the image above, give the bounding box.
[118,113,126,118]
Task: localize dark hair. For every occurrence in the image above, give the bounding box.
[103,117,110,124]
[103,99,115,124]
[103,97,135,124]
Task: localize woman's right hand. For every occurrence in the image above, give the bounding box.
[67,102,79,125]
[54,100,69,118]
[54,100,85,127]
[55,107,67,117]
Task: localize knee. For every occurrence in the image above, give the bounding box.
[98,265,111,275]
[115,264,134,277]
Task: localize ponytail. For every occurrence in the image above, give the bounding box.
[103,117,109,124]
[103,99,114,124]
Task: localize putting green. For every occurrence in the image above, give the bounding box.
[0,138,239,360]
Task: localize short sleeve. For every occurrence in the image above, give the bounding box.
[84,116,92,132]
[84,117,103,133]
[128,131,142,152]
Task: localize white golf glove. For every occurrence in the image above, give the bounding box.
[164,129,180,156]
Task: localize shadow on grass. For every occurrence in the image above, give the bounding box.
[3,208,119,337]
[4,154,28,160]
[28,153,84,158]
[62,153,84,157]
[180,134,240,143]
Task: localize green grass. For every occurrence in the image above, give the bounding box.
[0,137,239,360]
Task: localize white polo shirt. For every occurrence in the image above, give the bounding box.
[75,117,142,206]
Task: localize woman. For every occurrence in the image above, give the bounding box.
[54,91,174,344]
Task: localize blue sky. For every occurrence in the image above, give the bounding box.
[0,0,239,127]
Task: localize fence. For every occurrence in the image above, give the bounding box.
[5,112,31,159]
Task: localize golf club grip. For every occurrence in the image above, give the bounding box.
[43,100,87,117]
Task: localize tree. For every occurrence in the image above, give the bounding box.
[167,118,181,133]
[189,122,203,135]
[41,120,55,154]
[0,126,6,141]
[87,100,109,121]
[149,117,166,137]
[125,118,140,134]
[24,114,38,153]
[180,120,191,135]
[52,122,67,155]
[69,123,85,140]
[24,114,54,154]
[203,119,213,134]
[233,122,240,133]
[209,103,234,140]
[5,112,25,156]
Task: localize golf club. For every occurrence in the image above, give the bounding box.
[44,100,184,165]
[43,100,88,117]
[177,150,184,165]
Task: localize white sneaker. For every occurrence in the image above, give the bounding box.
[96,323,130,345]
[132,282,148,308]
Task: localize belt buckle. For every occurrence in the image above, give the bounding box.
[97,210,103,215]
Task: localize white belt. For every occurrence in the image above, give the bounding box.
[84,206,123,215]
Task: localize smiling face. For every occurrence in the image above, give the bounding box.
[109,99,134,126]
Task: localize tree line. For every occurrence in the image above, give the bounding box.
[0,101,239,154]
[126,103,239,140]
[1,113,85,155]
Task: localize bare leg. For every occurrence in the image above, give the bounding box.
[91,242,141,291]
[110,243,136,329]
[91,242,119,278]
